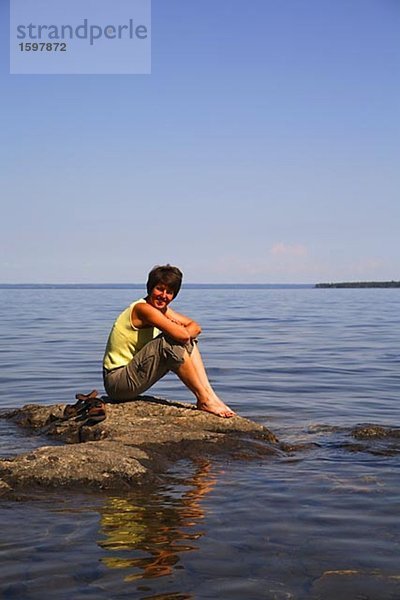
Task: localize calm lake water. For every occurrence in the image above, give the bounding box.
[1,286,400,599]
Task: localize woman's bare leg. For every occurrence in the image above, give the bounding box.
[190,345,235,413]
[175,349,235,418]
[189,344,215,390]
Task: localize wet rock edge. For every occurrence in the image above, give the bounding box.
[0,397,279,496]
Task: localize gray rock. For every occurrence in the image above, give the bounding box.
[310,569,400,600]
[0,479,12,496]
[0,396,278,493]
[347,424,400,456]
[351,424,400,440]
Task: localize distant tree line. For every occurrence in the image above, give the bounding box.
[315,281,400,288]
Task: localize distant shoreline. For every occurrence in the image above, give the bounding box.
[315,281,400,289]
[2,281,399,290]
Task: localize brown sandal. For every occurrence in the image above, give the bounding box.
[77,399,107,426]
[63,390,101,419]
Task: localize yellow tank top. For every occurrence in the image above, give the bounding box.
[103,299,160,370]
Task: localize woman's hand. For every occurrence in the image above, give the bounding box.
[183,320,202,339]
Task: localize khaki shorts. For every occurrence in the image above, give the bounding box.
[103,335,195,401]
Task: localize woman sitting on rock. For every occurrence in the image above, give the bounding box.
[103,265,235,418]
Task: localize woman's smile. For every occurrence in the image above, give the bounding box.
[148,284,174,310]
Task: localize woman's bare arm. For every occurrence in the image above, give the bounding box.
[166,307,202,338]
[133,303,200,343]
[166,307,201,338]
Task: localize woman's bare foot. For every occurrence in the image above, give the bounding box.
[196,396,236,418]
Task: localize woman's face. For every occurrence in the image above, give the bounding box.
[147,283,174,311]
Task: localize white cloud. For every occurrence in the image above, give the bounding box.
[270,243,308,257]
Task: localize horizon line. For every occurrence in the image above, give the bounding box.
[0,282,315,287]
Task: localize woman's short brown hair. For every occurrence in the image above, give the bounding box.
[146,265,183,297]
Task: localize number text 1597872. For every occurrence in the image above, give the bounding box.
[19,42,67,52]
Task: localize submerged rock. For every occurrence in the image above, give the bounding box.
[351,424,400,440]
[0,396,278,494]
[346,424,400,456]
[311,569,400,600]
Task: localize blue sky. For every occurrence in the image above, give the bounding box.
[1,0,399,283]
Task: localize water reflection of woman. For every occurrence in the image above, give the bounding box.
[103,265,235,417]
[99,460,218,581]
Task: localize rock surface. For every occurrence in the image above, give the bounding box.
[351,424,400,440]
[345,424,400,456]
[311,569,400,600]
[0,396,279,494]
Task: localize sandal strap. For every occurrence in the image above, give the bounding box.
[75,389,99,401]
